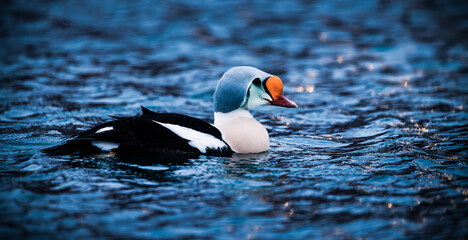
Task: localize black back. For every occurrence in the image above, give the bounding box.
[45,106,232,157]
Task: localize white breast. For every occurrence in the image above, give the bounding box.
[215,116,269,154]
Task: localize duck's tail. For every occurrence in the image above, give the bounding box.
[41,140,103,156]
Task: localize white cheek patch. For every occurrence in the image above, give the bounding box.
[245,84,271,109]
[153,120,227,153]
[96,126,113,133]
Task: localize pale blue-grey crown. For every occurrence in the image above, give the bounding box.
[214,66,272,113]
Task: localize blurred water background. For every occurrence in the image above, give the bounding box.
[1,0,467,239]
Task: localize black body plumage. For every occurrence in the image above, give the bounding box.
[43,106,232,156]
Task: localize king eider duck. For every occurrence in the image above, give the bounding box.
[44,66,298,156]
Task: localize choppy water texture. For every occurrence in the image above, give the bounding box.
[1,0,468,239]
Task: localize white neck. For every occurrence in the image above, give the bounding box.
[214,109,253,127]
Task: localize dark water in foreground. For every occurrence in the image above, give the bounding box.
[1,0,468,239]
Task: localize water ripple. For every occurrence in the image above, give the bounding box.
[1,0,467,239]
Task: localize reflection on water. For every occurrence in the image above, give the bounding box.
[1,0,467,239]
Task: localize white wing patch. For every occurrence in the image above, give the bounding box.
[153,120,227,153]
[96,126,113,133]
[91,141,119,151]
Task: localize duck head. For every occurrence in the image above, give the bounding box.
[214,66,297,113]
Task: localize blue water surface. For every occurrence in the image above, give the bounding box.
[1,0,467,239]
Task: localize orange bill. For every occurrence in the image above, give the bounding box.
[265,76,298,108]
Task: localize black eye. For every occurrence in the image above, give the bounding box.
[252,78,261,86]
